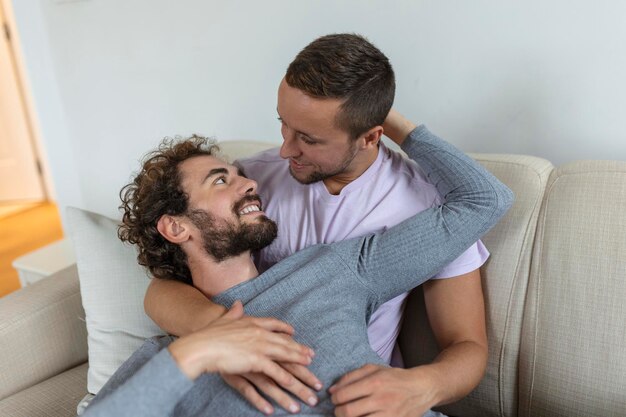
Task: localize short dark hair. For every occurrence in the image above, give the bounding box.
[285,33,395,139]
[118,135,221,284]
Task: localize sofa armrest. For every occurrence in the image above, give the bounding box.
[0,265,88,400]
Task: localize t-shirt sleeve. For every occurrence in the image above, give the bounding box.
[433,240,490,279]
[83,337,194,417]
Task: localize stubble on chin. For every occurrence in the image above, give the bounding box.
[288,166,325,185]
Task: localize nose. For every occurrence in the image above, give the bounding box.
[238,176,257,195]
[279,126,301,160]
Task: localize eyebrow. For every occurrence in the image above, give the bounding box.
[276,110,324,142]
[202,167,228,184]
[201,166,247,184]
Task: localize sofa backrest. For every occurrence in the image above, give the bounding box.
[518,160,626,416]
[400,154,554,417]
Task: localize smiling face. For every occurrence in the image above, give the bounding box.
[180,155,262,223]
[178,155,277,261]
[277,78,360,185]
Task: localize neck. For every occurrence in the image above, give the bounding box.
[322,145,379,195]
[186,249,259,299]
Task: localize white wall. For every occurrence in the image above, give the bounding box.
[13,0,626,222]
[8,0,83,210]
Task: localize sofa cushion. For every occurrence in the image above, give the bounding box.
[399,154,554,417]
[519,160,626,416]
[0,362,88,417]
[66,207,164,394]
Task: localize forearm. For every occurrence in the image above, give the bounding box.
[415,339,488,407]
[145,278,226,336]
[382,109,417,146]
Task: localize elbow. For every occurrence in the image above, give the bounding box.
[495,184,515,218]
[472,183,514,229]
[143,278,159,319]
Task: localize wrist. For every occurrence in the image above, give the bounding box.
[389,121,418,146]
[169,337,211,380]
[189,304,228,333]
[405,365,446,408]
[382,109,417,145]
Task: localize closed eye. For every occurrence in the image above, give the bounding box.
[298,133,316,145]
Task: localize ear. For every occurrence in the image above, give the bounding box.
[357,125,383,150]
[157,215,191,244]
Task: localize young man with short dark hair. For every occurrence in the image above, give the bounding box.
[145,34,494,416]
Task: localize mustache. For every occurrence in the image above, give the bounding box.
[233,194,263,215]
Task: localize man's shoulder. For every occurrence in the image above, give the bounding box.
[382,144,428,177]
[377,144,440,202]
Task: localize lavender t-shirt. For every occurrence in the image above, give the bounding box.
[237,141,489,363]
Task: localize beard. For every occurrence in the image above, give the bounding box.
[186,196,277,262]
[289,140,360,184]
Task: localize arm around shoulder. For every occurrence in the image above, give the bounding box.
[145,277,226,336]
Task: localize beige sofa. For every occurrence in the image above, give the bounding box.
[1,141,625,417]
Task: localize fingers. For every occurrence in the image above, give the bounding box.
[220,300,244,321]
[228,300,245,318]
[251,316,295,336]
[329,364,380,395]
[254,365,319,409]
[256,331,314,365]
[223,374,275,415]
[282,363,323,391]
[223,364,321,415]
[246,373,307,414]
[334,395,383,417]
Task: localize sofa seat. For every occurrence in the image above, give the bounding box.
[0,362,87,417]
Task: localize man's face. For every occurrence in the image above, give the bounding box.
[277,78,359,184]
[178,155,277,261]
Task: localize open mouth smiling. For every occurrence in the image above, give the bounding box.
[234,195,264,216]
[239,204,261,215]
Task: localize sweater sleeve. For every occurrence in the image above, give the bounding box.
[82,338,194,417]
[332,125,514,307]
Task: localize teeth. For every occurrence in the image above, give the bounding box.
[239,205,260,215]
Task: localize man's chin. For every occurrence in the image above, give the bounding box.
[240,212,267,221]
[289,167,324,185]
[244,218,278,251]
[240,213,274,226]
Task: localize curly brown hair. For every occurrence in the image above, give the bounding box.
[118,135,221,285]
[285,33,395,139]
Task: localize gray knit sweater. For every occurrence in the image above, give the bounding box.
[84,126,514,417]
